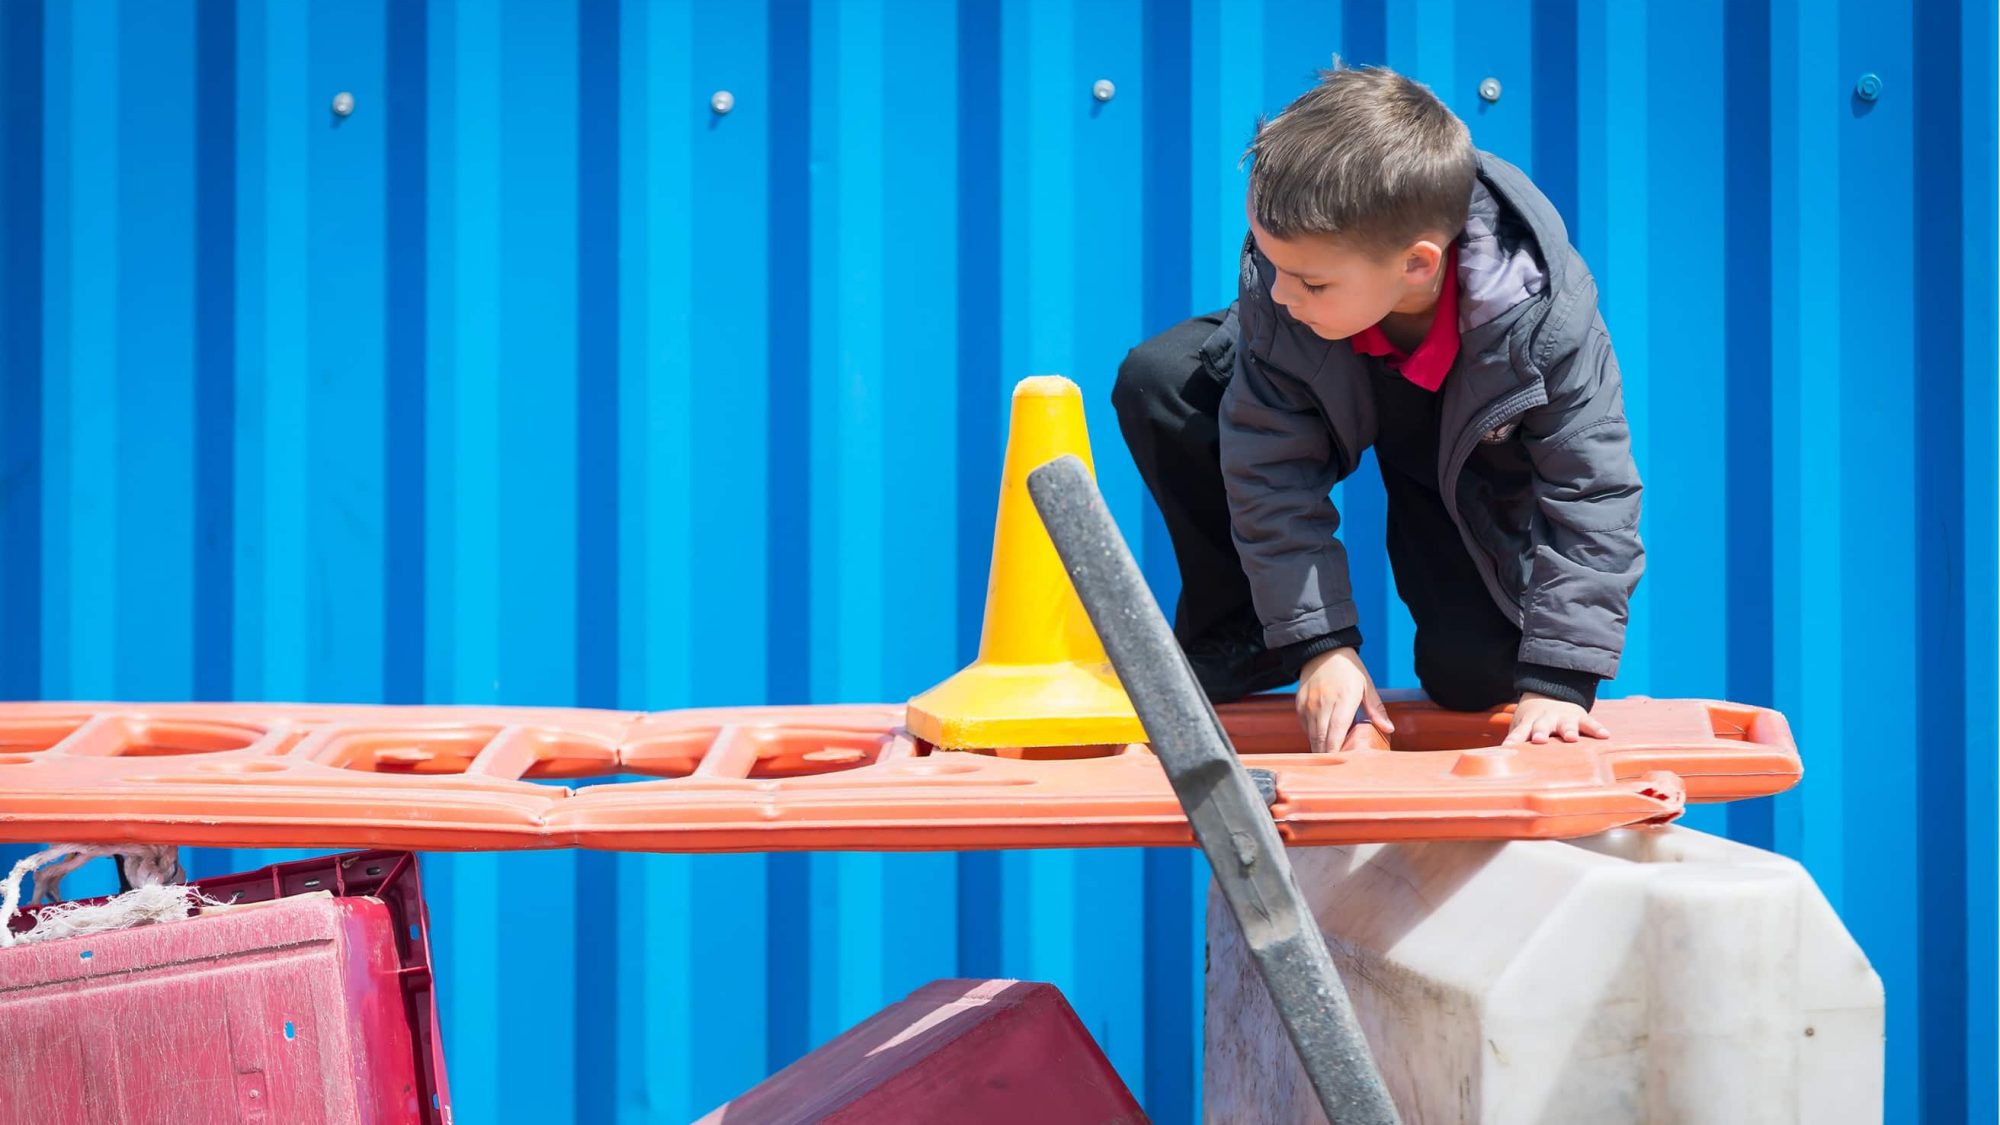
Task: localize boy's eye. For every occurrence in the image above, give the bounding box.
[1302,281,1327,295]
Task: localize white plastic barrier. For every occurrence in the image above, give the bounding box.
[1204,826,1883,1124]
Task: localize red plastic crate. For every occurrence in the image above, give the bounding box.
[0,851,450,1124]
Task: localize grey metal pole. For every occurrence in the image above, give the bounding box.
[1026,453,1400,1125]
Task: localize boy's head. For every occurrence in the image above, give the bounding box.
[1246,66,1476,342]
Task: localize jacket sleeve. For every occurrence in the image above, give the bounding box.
[1515,317,1645,679]
[1218,345,1360,650]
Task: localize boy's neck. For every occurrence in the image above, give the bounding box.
[1378,291,1441,354]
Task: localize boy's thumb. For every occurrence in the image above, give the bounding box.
[1364,691,1396,732]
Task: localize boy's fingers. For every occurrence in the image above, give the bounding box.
[1321,696,1357,754]
[1558,717,1580,742]
[1581,715,1611,739]
[1306,710,1330,754]
[1298,692,1342,754]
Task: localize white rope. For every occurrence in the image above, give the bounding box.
[0,844,198,950]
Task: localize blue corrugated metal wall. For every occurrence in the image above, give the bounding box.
[0,1,1993,1121]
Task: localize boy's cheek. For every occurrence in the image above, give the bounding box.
[1298,306,1358,342]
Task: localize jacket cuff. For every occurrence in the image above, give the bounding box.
[1514,662,1600,710]
[1260,600,1362,649]
[1282,626,1364,669]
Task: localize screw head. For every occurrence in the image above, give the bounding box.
[1092,79,1116,103]
[331,91,355,117]
[1854,72,1882,102]
[1478,77,1502,103]
[711,90,735,115]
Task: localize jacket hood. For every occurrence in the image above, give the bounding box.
[1465,152,1597,370]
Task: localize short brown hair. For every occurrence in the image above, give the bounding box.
[1246,65,1476,254]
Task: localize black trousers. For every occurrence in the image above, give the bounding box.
[1111,310,1520,711]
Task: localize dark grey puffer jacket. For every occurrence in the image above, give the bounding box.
[1219,151,1644,681]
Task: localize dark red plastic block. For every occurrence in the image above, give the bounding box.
[0,852,448,1125]
[697,978,1148,1124]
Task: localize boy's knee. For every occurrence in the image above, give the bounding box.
[1112,341,1178,424]
[1417,660,1517,713]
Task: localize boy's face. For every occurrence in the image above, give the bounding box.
[1249,201,1448,342]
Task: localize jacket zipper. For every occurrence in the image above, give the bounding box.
[1442,384,1545,625]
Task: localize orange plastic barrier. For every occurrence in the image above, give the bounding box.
[0,697,1798,853]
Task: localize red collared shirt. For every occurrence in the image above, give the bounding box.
[1347,246,1461,392]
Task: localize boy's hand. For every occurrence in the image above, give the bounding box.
[1503,692,1610,746]
[1295,647,1395,754]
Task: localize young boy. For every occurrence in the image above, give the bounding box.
[1112,65,1644,751]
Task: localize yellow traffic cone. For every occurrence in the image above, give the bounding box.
[906,375,1145,750]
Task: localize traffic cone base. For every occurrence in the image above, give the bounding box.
[904,659,1143,750]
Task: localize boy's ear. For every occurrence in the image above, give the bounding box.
[1402,239,1447,283]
